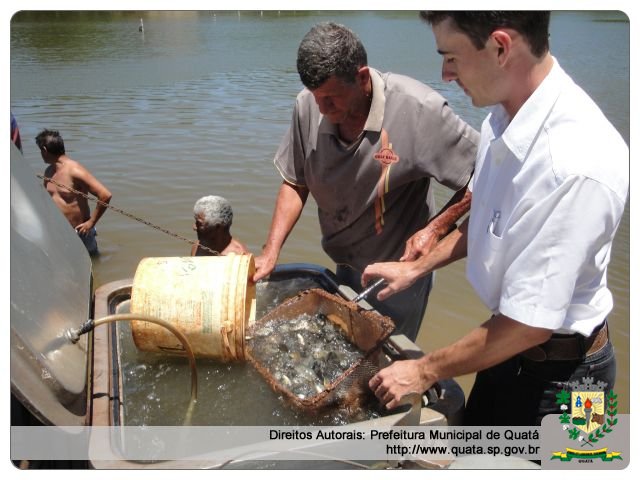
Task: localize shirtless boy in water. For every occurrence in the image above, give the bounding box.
[36,129,112,256]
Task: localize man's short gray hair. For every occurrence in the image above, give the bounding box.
[194,195,233,228]
[297,22,368,90]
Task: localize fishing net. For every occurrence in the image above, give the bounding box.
[245,288,395,412]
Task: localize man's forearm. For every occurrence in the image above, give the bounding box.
[400,186,472,261]
[89,192,112,226]
[254,181,308,281]
[413,216,469,275]
[419,314,553,384]
[364,217,469,301]
[370,313,553,410]
[427,186,471,238]
[90,204,108,225]
[262,181,308,256]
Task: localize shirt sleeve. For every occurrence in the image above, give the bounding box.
[498,175,625,329]
[273,96,308,187]
[414,92,479,190]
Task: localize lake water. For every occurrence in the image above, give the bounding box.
[10,11,630,413]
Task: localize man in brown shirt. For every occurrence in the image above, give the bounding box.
[254,23,478,340]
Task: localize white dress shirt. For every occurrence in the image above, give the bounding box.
[467,59,628,336]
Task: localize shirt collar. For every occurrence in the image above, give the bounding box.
[488,57,566,162]
[363,68,385,132]
[318,67,386,136]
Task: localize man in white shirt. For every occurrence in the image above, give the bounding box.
[362,12,628,426]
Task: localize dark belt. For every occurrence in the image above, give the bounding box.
[521,321,609,362]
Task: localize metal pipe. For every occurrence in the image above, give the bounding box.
[352,278,387,304]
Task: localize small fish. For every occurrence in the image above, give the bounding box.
[290,351,301,362]
[255,326,272,337]
[312,349,328,361]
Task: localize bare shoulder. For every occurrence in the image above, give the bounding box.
[43,164,56,177]
[65,158,93,178]
[224,239,251,255]
[66,157,109,193]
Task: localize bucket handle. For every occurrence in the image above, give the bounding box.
[220,325,233,359]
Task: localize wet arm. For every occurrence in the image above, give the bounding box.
[363,217,469,301]
[75,167,112,230]
[87,186,112,227]
[254,181,309,281]
[401,186,471,261]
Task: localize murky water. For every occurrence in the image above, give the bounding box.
[117,276,380,426]
[10,11,630,413]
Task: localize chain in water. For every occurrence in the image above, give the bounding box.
[37,174,220,255]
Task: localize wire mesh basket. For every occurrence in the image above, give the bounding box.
[245,288,395,412]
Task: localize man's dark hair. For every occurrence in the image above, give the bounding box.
[35,129,66,155]
[297,22,368,90]
[420,11,550,58]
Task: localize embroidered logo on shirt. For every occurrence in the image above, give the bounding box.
[373,145,399,167]
[373,128,399,234]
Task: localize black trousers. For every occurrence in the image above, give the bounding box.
[464,340,616,426]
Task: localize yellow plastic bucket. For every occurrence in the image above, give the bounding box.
[130,254,256,361]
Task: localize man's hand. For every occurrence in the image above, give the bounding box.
[253,251,278,282]
[369,359,435,410]
[400,225,439,261]
[361,261,421,301]
[75,219,95,236]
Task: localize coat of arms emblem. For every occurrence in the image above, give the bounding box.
[551,376,621,462]
[569,383,606,436]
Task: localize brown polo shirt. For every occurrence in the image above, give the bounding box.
[275,68,478,271]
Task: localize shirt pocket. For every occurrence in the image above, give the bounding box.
[486,208,504,240]
[477,209,505,280]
